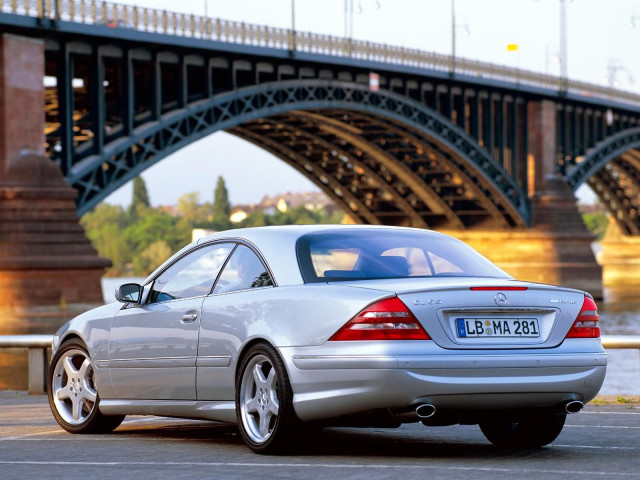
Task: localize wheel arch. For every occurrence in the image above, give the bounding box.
[53,332,85,354]
[234,337,284,382]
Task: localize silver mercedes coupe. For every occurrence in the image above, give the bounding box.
[48,225,606,454]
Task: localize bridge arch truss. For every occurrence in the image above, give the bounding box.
[567,128,640,235]
[62,80,528,228]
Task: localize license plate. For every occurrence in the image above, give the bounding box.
[456,318,540,338]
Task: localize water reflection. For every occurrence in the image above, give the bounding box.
[0,351,27,390]
[600,287,640,335]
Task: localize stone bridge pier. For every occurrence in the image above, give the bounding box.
[450,100,602,299]
[0,34,109,334]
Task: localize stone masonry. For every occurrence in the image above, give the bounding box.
[0,34,109,334]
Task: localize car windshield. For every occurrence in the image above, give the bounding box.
[296,229,511,283]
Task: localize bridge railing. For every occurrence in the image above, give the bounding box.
[3,0,640,106]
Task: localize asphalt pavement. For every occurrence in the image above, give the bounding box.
[1,393,639,480]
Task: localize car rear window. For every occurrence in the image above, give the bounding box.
[296,229,511,283]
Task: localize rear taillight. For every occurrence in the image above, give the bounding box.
[329,297,431,341]
[566,295,600,338]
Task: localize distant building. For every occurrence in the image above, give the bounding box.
[228,191,338,223]
[229,204,257,224]
[258,191,337,213]
[578,203,606,215]
[157,205,179,217]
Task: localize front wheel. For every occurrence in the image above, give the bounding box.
[48,339,124,434]
[236,343,299,454]
[480,413,567,448]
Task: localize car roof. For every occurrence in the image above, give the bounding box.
[197,224,444,243]
[195,225,452,286]
[144,225,455,287]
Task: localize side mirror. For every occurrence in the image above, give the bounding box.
[115,283,142,304]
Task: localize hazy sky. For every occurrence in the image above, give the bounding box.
[103,0,639,207]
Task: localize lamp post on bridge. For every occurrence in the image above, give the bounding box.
[451,0,455,76]
[606,58,633,89]
[291,0,296,51]
[344,0,381,57]
[450,0,469,78]
[558,0,570,93]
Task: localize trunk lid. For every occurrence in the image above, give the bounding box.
[331,277,585,349]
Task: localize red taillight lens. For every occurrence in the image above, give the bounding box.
[566,295,600,338]
[329,297,431,341]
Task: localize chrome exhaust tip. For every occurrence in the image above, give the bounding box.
[565,400,584,414]
[416,404,436,419]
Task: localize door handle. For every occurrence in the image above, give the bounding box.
[180,313,198,323]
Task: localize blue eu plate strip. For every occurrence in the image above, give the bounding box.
[456,318,466,338]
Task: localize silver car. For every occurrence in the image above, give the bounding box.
[48,225,606,453]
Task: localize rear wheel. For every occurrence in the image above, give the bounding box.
[236,343,299,454]
[48,339,124,434]
[480,414,566,448]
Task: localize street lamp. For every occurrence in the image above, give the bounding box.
[532,0,572,90]
[356,0,381,14]
[344,0,380,56]
[606,58,634,89]
[558,0,573,92]
[344,0,353,41]
[291,0,296,51]
[450,0,470,77]
[545,43,560,75]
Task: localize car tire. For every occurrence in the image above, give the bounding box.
[479,413,567,448]
[48,339,125,434]
[236,343,300,454]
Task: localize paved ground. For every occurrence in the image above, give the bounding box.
[1,394,639,480]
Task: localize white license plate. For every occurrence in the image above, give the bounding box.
[456,318,540,338]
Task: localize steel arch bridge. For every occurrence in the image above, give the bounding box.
[68,80,529,228]
[3,1,640,233]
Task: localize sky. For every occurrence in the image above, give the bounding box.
[102,0,640,207]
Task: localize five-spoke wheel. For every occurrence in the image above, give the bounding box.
[48,339,124,434]
[236,343,299,454]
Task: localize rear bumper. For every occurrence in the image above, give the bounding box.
[281,346,607,422]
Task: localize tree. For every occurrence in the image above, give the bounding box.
[177,192,201,225]
[128,176,151,220]
[582,212,609,241]
[212,176,231,229]
[80,204,130,276]
[123,209,190,255]
[133,240,173,276]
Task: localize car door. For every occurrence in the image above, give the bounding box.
[197,244,275,400]
[109,242,233,400]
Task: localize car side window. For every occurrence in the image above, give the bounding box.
[148,243,234,303]
[213,245,273,294]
